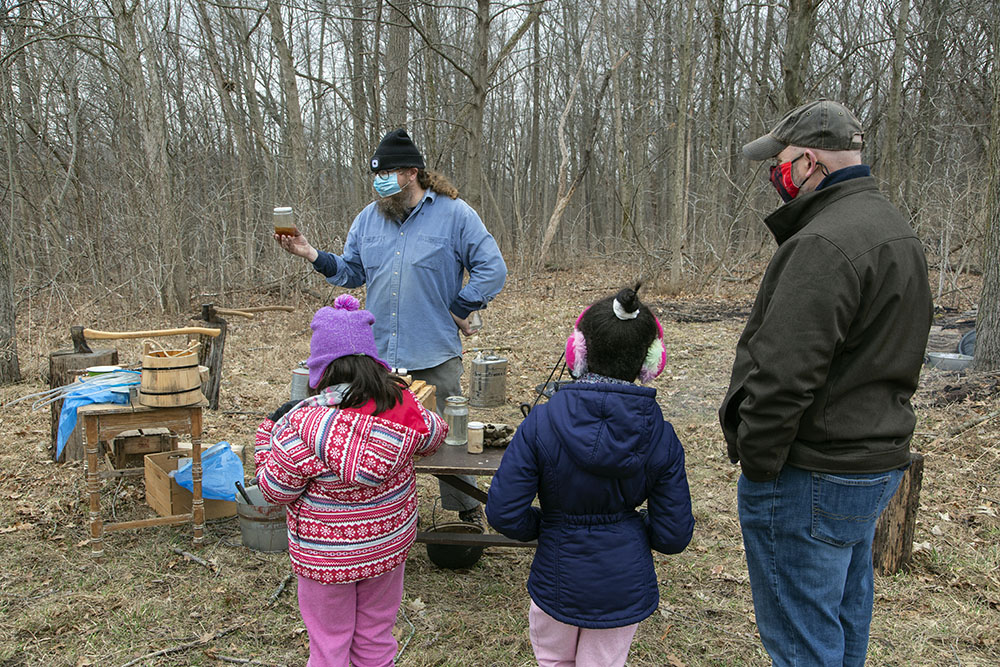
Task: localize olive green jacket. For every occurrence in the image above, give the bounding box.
[719,175,932,482]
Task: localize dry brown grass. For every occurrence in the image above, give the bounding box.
[1,258,997,666]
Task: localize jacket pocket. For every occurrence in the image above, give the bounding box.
[810,471,895,547]
[721,386,746,445]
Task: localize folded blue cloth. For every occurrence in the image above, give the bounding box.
[56,375,139,458]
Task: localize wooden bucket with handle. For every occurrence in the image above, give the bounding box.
[139,340,203,408]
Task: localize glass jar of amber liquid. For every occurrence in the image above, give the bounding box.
[273,206,297,236]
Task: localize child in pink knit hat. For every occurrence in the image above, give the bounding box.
[254,294,447,666]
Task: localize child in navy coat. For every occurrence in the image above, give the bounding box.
[486,283,694,667]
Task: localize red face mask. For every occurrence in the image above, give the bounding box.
[769,154,805,203]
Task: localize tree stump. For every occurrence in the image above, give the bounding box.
[873,452,925,575]
[48,348,118,461]
[195,304,227,410]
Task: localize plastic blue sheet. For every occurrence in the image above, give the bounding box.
[55,375,139,458]
[170,441,244,502]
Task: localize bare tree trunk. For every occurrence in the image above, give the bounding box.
[195,1,248,159]
[386,0,411,127]
[349,0,371,205]
[974,15,1000,371]
[667,0,695,291]
[783,0,820,108]
[0,80,19,384]
[537,55,624,267]
[462,0,490,212]
[529,14,542,236]
[0,8,24,383]
[912,0,947,216]
[884,0,910,204]
[267,0,307,209]
[111,0,184,312]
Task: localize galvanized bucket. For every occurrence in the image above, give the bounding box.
[290,365,310,402]
[469,353,507,407]
[236,485,288,553]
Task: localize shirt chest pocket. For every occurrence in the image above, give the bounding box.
[360,234,389,269]
[409,234,452,270]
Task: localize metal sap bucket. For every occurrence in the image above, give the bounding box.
[469,353,507,407]
[236,485,288,553]
[290,365,310,402]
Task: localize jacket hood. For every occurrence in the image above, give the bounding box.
[545,383,662,478]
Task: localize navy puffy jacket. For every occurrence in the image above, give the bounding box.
[486,381,694,628]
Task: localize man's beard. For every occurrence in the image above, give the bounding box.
[375,190,411,221]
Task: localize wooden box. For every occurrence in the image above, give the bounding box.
[144,450,236,519]
[409,379,437,412]
[110,428,178,470]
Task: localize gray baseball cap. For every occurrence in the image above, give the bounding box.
[743,99,864,161]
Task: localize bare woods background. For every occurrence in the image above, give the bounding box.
[1,0,999,379]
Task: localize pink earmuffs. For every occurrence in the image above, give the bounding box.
[564,303,666,384]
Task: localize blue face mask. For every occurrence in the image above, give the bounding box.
[373,172,403,198]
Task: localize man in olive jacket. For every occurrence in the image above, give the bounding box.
[719,100,932,667]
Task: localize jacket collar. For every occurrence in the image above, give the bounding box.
[764,176,879,246]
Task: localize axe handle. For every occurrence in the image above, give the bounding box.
[212,308,255,319]
[236,306,295,313]
[83,326,222,340]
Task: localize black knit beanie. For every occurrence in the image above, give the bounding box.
[370,129,425,172]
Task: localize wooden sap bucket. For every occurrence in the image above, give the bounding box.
[139,341,203,408]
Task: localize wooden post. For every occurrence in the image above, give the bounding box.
[873,452,925,575]
[195,304,227,410]
[190,407,204,545]
[48,347,118,461]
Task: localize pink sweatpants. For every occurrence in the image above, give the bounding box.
[528,600,639,667]
[296,564,405,667]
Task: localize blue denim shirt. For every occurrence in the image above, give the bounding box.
[312,189,507,371]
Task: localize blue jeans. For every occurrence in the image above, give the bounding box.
[738,464,905,667]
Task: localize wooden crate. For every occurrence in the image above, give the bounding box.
[110,428,178,470]
[409,379,437,412]
[144,450,236,519]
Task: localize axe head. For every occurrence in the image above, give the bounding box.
[70,326,92,354]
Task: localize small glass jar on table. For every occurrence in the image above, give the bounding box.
[467,421,484,454]
[443,395,469,445]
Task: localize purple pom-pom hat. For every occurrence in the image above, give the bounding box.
[306,294,391,388]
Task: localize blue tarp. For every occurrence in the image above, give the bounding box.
[56,373,140,458]
[170,441,244,502]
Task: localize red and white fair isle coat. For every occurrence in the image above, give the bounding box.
[254,387,446,584]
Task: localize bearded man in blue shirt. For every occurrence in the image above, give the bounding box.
[275,128,508,524]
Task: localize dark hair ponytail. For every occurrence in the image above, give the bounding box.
[578,282,657,381]
[615,282,643,314]
[313,355,407,414]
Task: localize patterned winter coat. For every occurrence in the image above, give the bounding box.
[255,385,446,584]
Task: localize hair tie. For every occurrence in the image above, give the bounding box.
[612,298,639,320]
